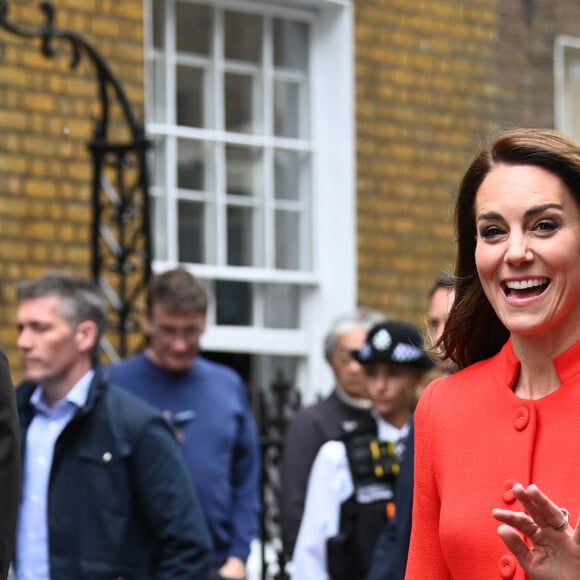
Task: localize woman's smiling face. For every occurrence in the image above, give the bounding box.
[474,163,580,341]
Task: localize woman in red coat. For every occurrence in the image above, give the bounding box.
[405,128,580,580]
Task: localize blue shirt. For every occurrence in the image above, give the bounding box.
[108,353,261,566]
[16,371,94,580]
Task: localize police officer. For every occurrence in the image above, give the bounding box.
[291,320,433,580]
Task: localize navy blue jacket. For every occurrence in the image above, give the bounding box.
[15,367,212,580]
[109,353,261,567]
[366,420,414,580]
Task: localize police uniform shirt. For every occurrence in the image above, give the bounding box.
[290,416,410,580]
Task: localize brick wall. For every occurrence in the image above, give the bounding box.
[354,0,580,327]
[495,1,580,128]
[0,1,144,369]
[355,0,498,325]
[496,1,557,128]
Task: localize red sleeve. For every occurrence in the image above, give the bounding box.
[405,378,451,580]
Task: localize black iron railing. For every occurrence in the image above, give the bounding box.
[258,371,301,580]
[0,0,152,359]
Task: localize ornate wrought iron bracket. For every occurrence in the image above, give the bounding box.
[0,0,152,359]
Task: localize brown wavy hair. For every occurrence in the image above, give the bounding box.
[442,128,580,369]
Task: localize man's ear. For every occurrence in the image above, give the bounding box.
[74,320,99,354]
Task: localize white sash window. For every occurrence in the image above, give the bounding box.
[145,0,355,400]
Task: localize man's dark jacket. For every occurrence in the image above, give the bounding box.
[281,390,372,557]
[0,350,20,580]
[366,420,414,580]
[15,367,212,580]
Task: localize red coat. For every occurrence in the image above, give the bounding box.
[406,338,580,580]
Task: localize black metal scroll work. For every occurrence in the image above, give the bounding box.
[0,1,152,359]
[258,371,301,580]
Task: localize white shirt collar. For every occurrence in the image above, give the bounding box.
[373,411,411,441]
[31,369,95,413]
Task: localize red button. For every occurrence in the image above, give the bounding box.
[498,554,516,578]
[502,479,517,504]
[514,406,530,431]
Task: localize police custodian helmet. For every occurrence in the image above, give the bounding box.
[351,320,434,371]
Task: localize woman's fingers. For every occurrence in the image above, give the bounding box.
[497,523,534,563]
[510,484,571,531]
[493,507,539,537]
[493,485,580,580]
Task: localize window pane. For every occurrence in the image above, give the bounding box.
[225,11,262,63]
[273,18,308,71]
[176,2,212,55]
[227,206,254,266]
[567,57,580,138]
[572,79,580,138]
[199,352,301,410]
[152,0,163,49]
[149,58,167,123]
[215,280,252,325]
[177,139,213,192]
[177,65,207,128]
[274,79,307,139]
[226,145,263,197]
[203,351,252,384]
[225,72,261,134]
[150,136,167,188]
[264,284,300,329]
[178,199,204,263]
[275,210,300,270]
[150,195,168,261]
[274,149,310,201]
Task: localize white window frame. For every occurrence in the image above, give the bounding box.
[144,0,355,402]
[555,35,580,140]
